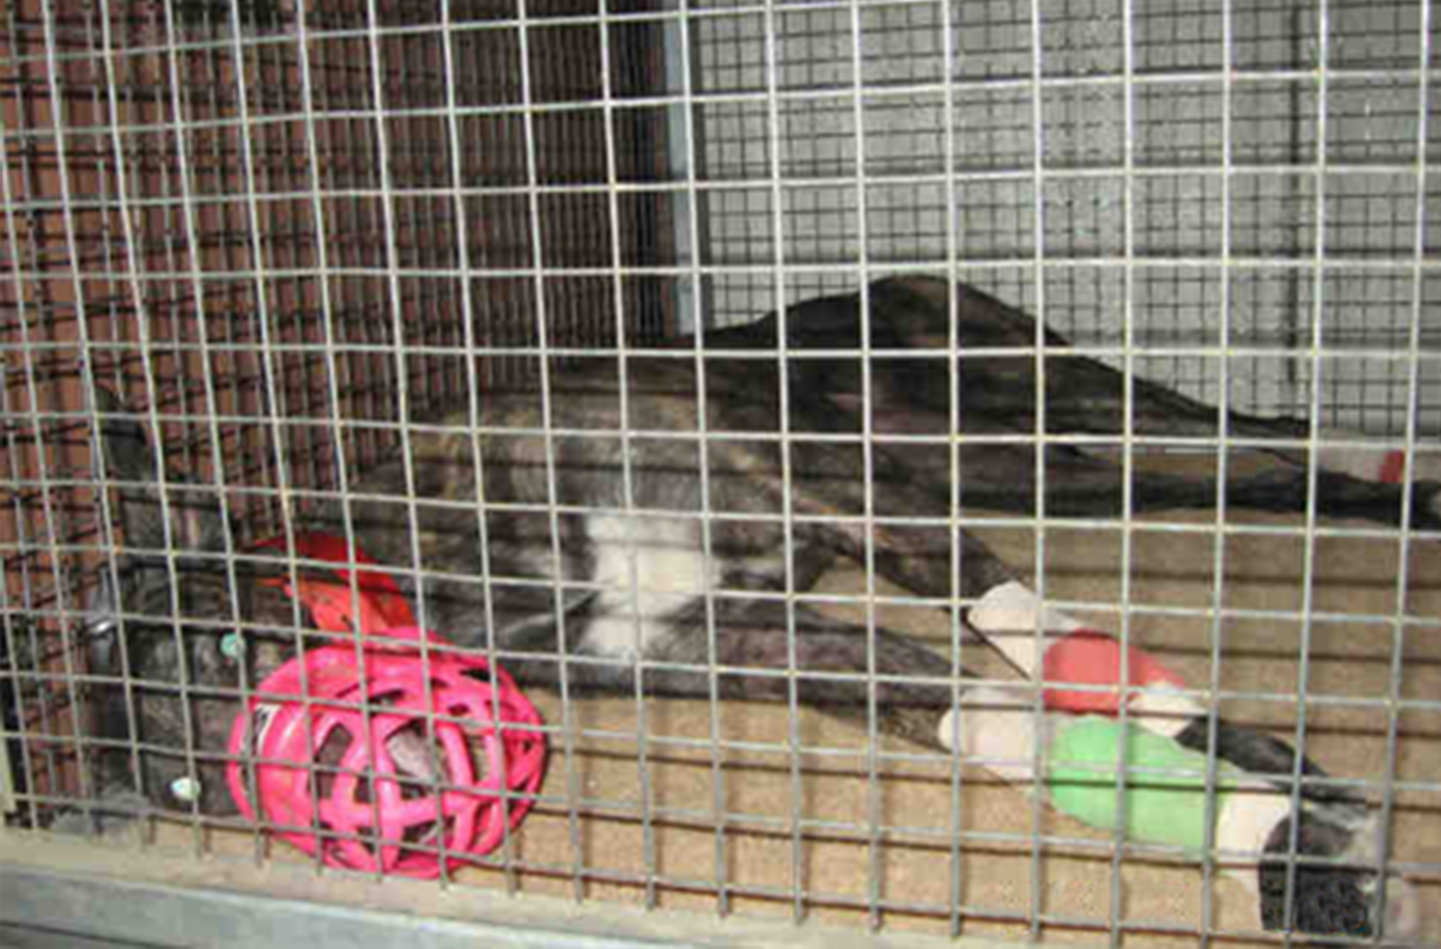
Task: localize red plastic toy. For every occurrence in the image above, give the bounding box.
[1040,628,1187,715]
[224,535,546,878]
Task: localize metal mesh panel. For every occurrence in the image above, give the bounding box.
[1,2,1439,947]
[1,0,672,819]
[690,0,1441,435]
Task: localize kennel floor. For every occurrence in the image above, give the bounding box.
[42,466,1441,947]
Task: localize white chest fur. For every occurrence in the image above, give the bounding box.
[580,514,719,659]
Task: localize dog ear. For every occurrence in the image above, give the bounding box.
[94,386,226,555]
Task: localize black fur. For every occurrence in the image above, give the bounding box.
[689,277,1440,530]
[1172,717,1365,808]
[1260,810,1379,937]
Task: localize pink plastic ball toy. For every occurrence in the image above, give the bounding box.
[225,628,546,878]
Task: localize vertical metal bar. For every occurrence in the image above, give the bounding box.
[4,2,64,805]
[1283,1,1331,940]
[98,0,209,845]
[0,665,13,813]
[91,0,184,846]
[350,17,393,471]
[358,0,445,876]
[1025,0,1050,938]
[514,0,588,902]
[1282,5,1305,413]
[1373,4,1433,937]
[389,13,455,883]
[937,0,968,933]
[1108,2,1138,944]
[309,7,365,474]
[143,0,254,853]
[0,160,53,829]
[668,1,735,918]
[288,0,390,873]
[0,396,30,824]
[193,8,250,514]
[1199,0,1237,943]
[758,0,806,922]
[259,17,322,495]
[844,0,884,931]
[221,0,326,869]
[33,0,133,827]
[436,0,519,894]
[404,21,443,416]
[594,1,657,910]
[389,27,420,412]
[80,0,127,423]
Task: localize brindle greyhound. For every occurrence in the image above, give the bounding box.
[83,276,1430,937]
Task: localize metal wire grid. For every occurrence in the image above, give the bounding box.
[0,0,670,815]
[689,0,1441,434]
[0,0,1438,946]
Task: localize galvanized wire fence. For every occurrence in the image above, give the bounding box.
[1,1,1439,946]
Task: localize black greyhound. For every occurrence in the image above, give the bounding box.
[82,276,1429,938]
[689,276,1439,528]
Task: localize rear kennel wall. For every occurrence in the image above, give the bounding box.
[2,2,1439,947]
[1,0,673,814]
[686,1,1441,434]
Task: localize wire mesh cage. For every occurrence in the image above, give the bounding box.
[1,1,1439,946]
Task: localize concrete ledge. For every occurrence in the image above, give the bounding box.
[0,829,1040,949]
